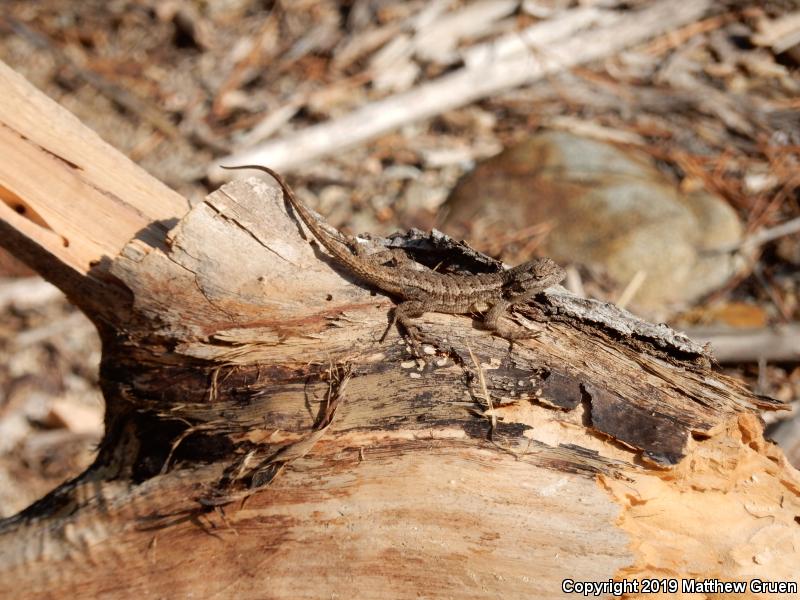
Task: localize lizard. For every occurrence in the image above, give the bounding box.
[222,165,566,344]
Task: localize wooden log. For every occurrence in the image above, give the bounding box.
[0,60,187,320]
[1,61,798,599]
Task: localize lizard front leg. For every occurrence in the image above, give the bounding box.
[485,259,564,339]
[484,294,546,340]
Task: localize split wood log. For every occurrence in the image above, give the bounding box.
[1,61,799,599]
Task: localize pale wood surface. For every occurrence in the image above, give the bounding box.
[0,60,187,281]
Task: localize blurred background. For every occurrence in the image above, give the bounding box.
[0,0,798,516]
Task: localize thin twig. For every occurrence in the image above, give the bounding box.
[712,215,800,254]
[685,324,800,363]
[467,343,496,433]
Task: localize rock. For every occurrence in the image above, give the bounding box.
[443,131,744,316]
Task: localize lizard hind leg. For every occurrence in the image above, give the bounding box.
[485,298,544,340]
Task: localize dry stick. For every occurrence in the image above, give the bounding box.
[467,344,496,433]
[461,5,615,68]
[466,343,534,460]
[210,0,712,178]
[686,324,800,363]
[615,270,647,311]
[713,215,800,254]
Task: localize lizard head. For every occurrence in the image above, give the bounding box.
[504,258,566,293]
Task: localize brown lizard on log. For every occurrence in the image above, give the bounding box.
[223,165,566,344]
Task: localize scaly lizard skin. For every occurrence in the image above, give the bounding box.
[223,165,566,341]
